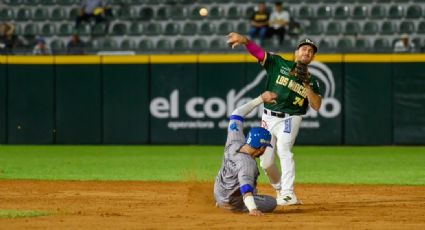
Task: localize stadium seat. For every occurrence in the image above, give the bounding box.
[209,38,227,50]
[388,5,404,19]
[244,6,255,19]
[129,22,143,36]
[116,7,135,21]
[57,0,77,5]
[336,38,354,52]
[174,38,190,51]
[4,0,23,5]
[0,8,13,21]
[381,21,396,35]
[144,0,164,4]
[92,24,107,36]
[334,6,349,20]
[357,0,373,3]
[138,7,154,21]
[355,38,371,51]
[322,0,338,3]
[144,23,162,36]
[316,6,332,19]
[178,0,193,4]
[111,23,127,36]
[236,22,249,35]
[393,0,409,2]
[170,6,186,20]
[76,24,91,36]
[51,8,66,21]
[418,21,425,34]
[182,22,198,36]
[326,22,342,35]
[15,8,31,21]
[189,7,204,20]
[41,24,56,37]
[68,8,80,20]
[352,5,367,19]
[24,0,40,5]
[85,40,99,52]
[164,23,180,36]
[32,8,49,21]
[138,39,154,52]
[217,22,234,36]
[23,24,39,36]
[199,22,215,36]
[226,6,241,20]
[120,39,136,50]
[411,38,422,49]
[362,21,379,35]
[319,39,334,52]
[207,6,223,20]
[406,5,422,19]
[307,21,324,35]
[156,39,172,51]
[100,39,118,50]
[192,38,208,51]
[344,22,361,35]
[155,7,169,21]
[298,6,314,19]
[40,0,56,4]
[58,23,74,36]
[373,38,391,52]
[370,5,386,19]
[399,21,415,34]
[50,39,65,54]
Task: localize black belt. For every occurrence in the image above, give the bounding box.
[264,109,289,118]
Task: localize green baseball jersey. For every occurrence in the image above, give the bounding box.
[262,52,321,115]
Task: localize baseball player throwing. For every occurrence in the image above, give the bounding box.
[226,32,322,206]
[214,91,278,216]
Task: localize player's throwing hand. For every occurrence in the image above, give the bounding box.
[226,32,248,49]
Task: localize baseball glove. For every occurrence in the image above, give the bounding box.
[295,62,310,84]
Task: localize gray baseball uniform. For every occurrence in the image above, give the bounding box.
[214,117,276,213]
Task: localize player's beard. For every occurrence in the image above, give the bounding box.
[298,55,312,65]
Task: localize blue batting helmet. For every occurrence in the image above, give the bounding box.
[246,127,272,149]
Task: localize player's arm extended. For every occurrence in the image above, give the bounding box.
[241,183,263,216]
[231,91,277,117]
[304,83,322,111]
[226,32,266,63]
[243,192,263,216]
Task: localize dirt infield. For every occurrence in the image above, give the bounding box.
[1,180,424,229]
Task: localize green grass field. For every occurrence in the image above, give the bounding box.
[0,145,424,185]
[0,210,51,219]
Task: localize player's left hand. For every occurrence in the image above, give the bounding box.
[296,62,310,84]
[248,209,264,216]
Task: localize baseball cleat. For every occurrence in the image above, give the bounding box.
[276,192,303,206]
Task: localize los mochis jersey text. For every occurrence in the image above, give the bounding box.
[275,75,308,98]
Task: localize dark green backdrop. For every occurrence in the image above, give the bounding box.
[0,61,423,145]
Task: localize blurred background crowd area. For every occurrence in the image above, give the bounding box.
[0,0,424,55]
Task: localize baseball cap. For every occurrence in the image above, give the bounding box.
[246,127,272,149]
[297,38,318,54]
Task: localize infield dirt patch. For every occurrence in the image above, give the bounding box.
[0,180,424,229]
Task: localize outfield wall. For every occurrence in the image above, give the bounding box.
[0,54,424,145]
